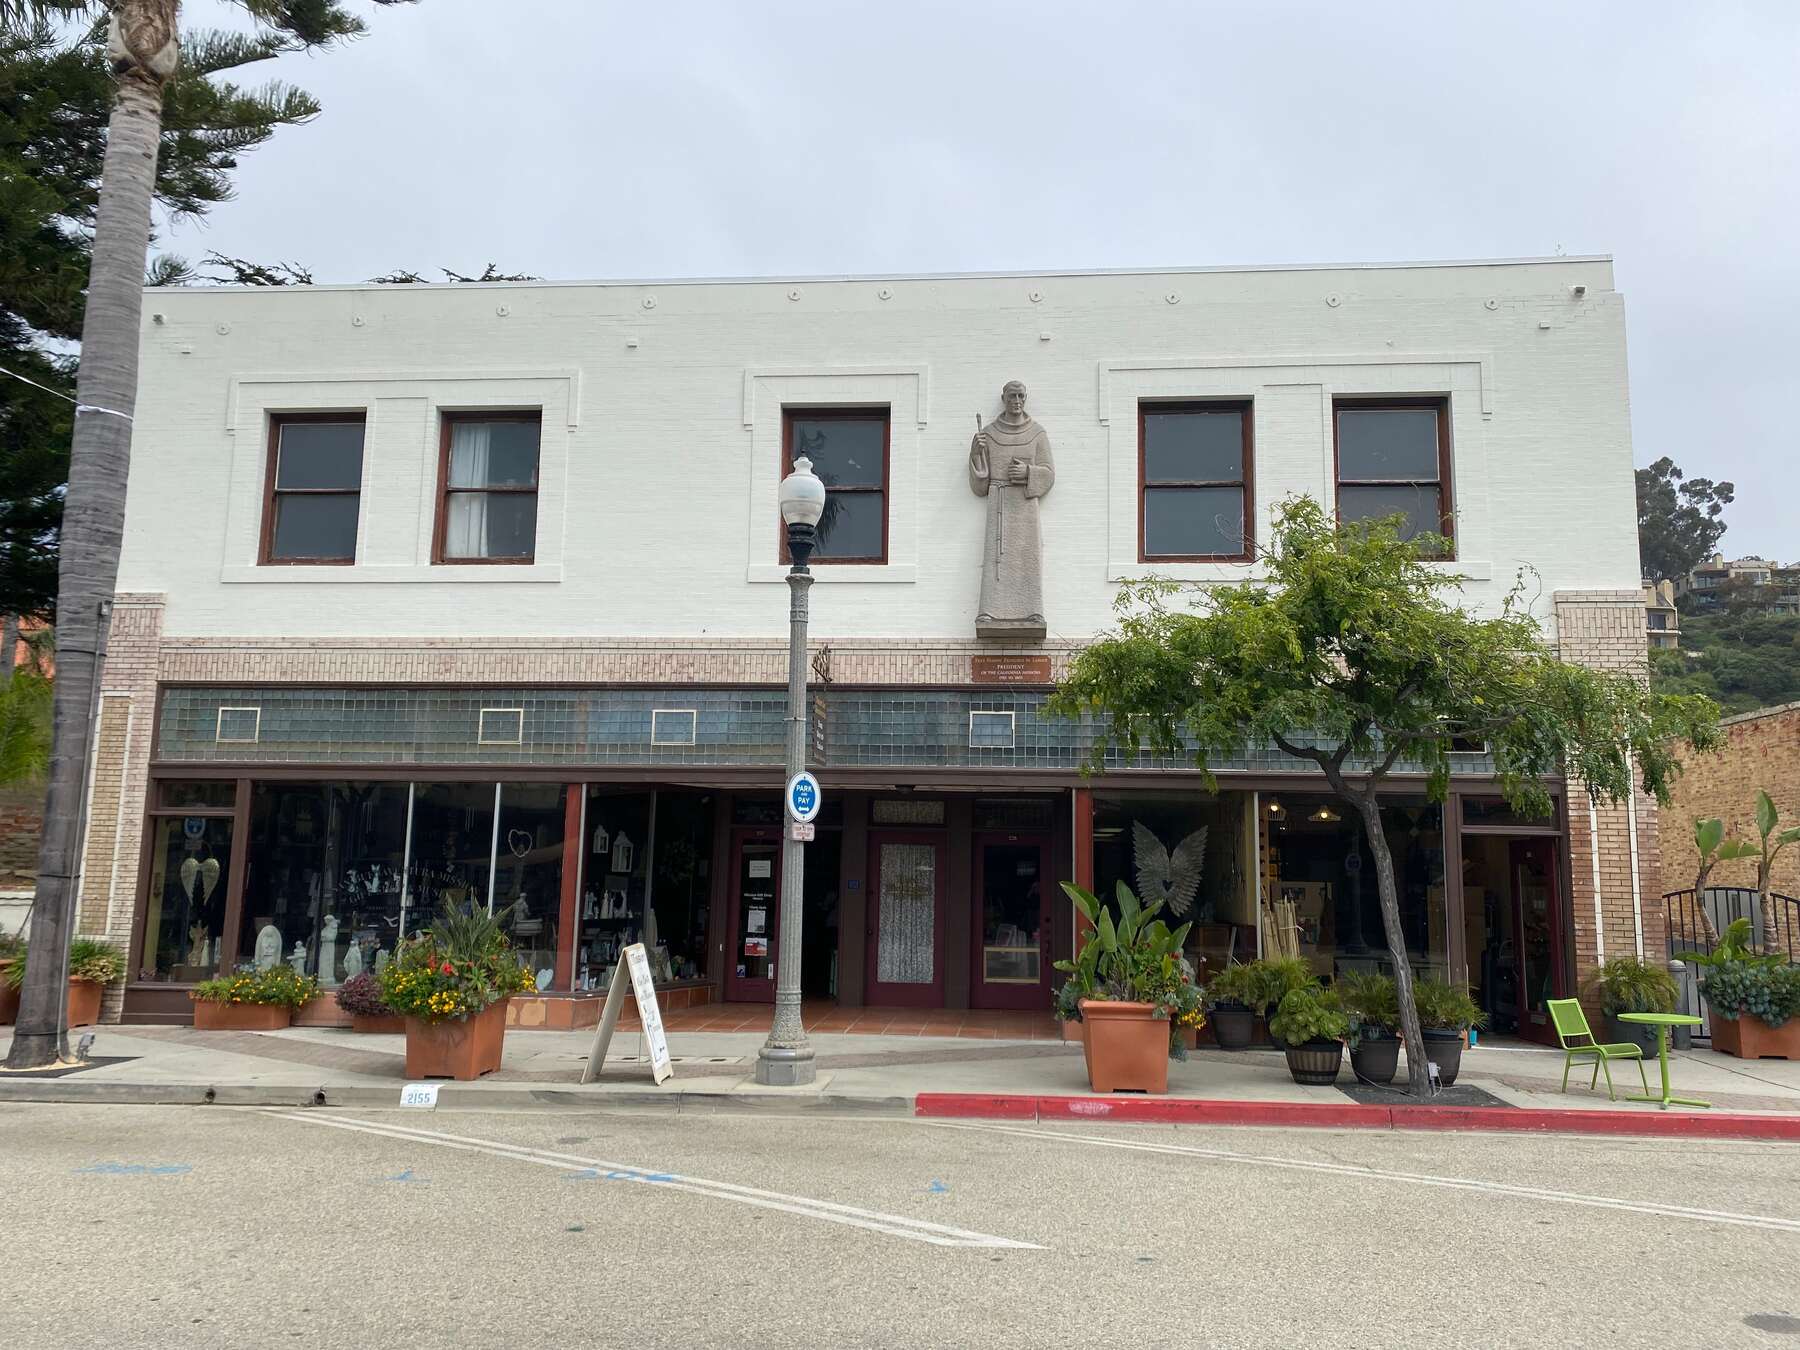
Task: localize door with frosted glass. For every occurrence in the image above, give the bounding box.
[864,833,946,1007]
[970,837,1051,1010]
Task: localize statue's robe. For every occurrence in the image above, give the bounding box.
[969,415,1055,632]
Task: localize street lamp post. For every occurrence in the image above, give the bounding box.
[754,455,826,1087]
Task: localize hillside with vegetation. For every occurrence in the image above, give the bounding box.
[1651,611,1800,715]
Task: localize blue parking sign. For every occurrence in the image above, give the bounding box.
[785,771,822,824]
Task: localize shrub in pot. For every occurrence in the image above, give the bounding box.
[1054,882,1196,1093]
[1585,957,1677,1058]
[1697,960,1800,1060]
[335,971,404,1033]
[1268,985,1348,1086]
[6,937,124,1027]
[1202,963,1260,1051]
[1338,969,1401,1084]
[379,900,537,1080]
[190,964,318,1030]
[1412,978,1486,1086]
[1255,958,1318,1049]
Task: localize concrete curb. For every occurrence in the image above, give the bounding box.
[913,1093,1800,1140]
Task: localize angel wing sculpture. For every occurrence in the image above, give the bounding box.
[1133,821,1208,917]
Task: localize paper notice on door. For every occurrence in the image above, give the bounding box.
[748,860,772,879]
[744,937,768,957]
[747,907,766,934]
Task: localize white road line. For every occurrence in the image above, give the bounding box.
[268,1111,1040,1250]
[926,1121,1800,1235]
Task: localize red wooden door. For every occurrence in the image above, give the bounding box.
[970,834,1052,1010]
[864,831,947,1007]
[1511,837,1563,1046]
[724,830,781,1003]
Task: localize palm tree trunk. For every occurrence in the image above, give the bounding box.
[5,6,175,1070]
[1348,790,1432,1096]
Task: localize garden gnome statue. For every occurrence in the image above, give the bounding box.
[969,380,1054,640]
[255,924,282,971]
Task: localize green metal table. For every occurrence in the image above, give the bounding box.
[1617,1012,1709,1109]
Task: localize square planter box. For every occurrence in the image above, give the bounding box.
[1079,999,1169,1094]
[351,1013,406,1035]
[1711,1013,1800,1060]
[404,1000,508,1080]
[192,1001,292,1032]
[67,977,103,1028]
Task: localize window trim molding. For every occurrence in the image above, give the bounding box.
[258,411,367,567]
[432,409,545,566]
[779,405,891,566]
[1137,398,1255,563]
[1332,395,1456,558]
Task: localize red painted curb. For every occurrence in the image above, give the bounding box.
[912,1093,1800,1141]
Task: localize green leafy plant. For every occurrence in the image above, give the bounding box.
[1202,957,1312,1015]
[1677,918,1786,971]
[1201,961,1259,1011]
[1054,882,1194,1021]
[1697,962,1800,1028]
[1337,969,1400,1044]
[1412,978,1486,1033]
[9,938,128,989]
[1585,957,1678,1016]
[190,964,318,1009]
[378,900,536,1023]
[1269,985,1349,1046]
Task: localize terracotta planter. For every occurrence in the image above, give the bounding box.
[1059,1018,1085,1044]
[0,960,17,1025]
[351,1013,406,1035]
[66,977,103,1028]
[1711,1013,1800,1061]
[405,999,508,1080]
[1078,999,1169,1093]
[192,1001,292,1031]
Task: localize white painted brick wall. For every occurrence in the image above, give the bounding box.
[122,258,1640,642]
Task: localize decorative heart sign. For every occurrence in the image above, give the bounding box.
[507,829,533,858]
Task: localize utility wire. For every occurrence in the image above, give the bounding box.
[0,364,133,422]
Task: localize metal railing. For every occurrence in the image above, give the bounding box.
[1663,887,1800,1039]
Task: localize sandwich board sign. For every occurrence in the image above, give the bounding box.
[579,942,672,1085]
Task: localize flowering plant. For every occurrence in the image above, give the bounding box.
[334,970,391,1018]
[191,963,318,1008]
[378,900,535,1023]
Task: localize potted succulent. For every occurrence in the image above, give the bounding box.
[1257,958,1318,1050]
[336,971,404,1033]
[6,938,124,1027]
[1338,969,1401,1084]
[1053,882,1194,1093]
[1412,978,1486,1085]
[190,964,318,1030]
[1697,961,1800,1060]
[1268,983,1349,1085]
[1585,957,1678,1059]
[379,900,537,1080]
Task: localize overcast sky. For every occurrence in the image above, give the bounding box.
[170,0,1798,562]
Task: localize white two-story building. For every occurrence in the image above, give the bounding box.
[82,256,1657,1039]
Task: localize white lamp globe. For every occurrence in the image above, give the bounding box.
[779,455,827,528]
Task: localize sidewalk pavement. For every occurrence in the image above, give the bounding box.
[4,1024,1799,1138]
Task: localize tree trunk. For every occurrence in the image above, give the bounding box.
[1,615,17,685]
[1349,790,1432,1096]
[5,15,172,1070]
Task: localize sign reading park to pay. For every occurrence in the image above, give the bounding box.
[785,771,822,824]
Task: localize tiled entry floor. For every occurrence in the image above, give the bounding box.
[632,1000,1061,1041]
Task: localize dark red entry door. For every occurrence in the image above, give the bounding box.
[1511,838,1563,1046]
[864,831,946,1007]
[970,835,1052,1010]
[724,830,780,1003]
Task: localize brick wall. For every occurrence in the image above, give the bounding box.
[1663,702,1800,898]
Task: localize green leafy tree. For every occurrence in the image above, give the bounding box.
[4,0,414,1072]
[1636,456,1735,583]
[1048,497,1721,1095]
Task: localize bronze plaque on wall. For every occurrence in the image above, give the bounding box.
[971,654,1053,686]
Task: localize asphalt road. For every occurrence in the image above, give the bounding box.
[2,1102,1798,1348]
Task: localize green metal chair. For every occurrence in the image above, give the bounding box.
[1547,998,1649,1101]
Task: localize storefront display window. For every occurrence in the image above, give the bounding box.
[408,782,499,919]
[1260,794,1447,983]
[492,783,565,990]
[238,782,410,986]
[650,791,717,984]
[578,789,652,990]
[140,813,234,983]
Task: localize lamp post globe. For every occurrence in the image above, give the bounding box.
[779,455,826,566]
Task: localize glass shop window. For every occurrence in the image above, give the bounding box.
[491,783,567,991]
[139,815,235,983]
[649,790,718,985]
[577,789,653,991]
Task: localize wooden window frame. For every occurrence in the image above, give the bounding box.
[780,406,890,565]
[259,412,367,566]
[1137,399,1255,563]
[433,410,544,566]
[1332,396,1455,558]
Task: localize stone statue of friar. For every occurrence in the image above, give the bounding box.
[969,380,1055,640]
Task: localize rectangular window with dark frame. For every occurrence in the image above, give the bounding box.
[783,407,889,563]
[436,413,542,563]
[1334,399,1453,553]
[1139,401,1253,561]
[262,414,366,564]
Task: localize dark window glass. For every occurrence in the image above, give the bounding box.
[1337,408,1441,480]
[265,417,364,563]
[786,410,887,562]
[1461,796,1559,828]
[158,780,237,811]
[408,782,499,914]
[648,790,718,984]
[1338,484,1444,542]
[1140,405,1249,560]
[494,783,565,989]
[440,417,542,562]
[578,789,653,990]
[138,815,234,983]
[272,494,362,561]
